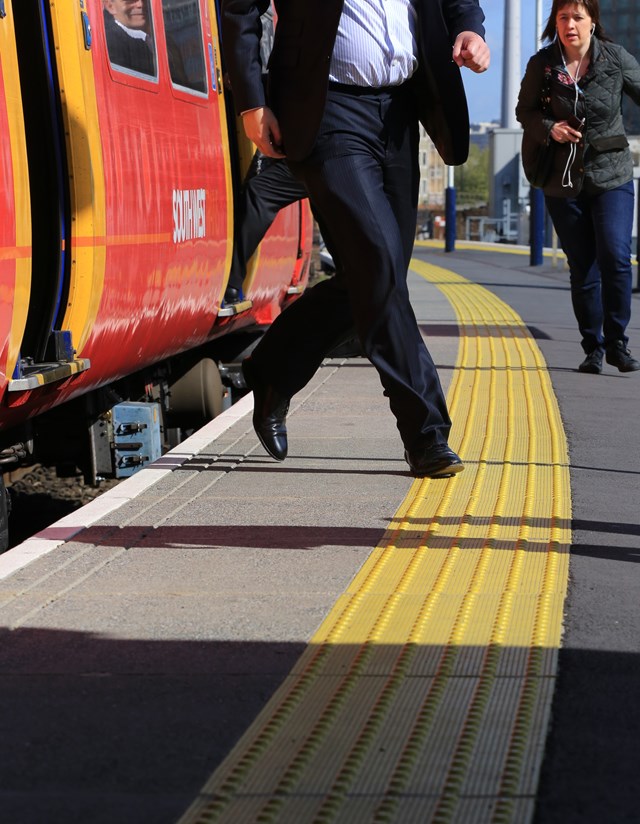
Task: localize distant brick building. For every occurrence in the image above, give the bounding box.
[417,127,446,207]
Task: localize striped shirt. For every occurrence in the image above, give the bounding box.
[329,0,419,87]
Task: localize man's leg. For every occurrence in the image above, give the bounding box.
[250,86,451,454]
[295,88,451,451]
[226,155,308,300]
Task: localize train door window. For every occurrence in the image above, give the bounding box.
[161,0,207,94]
[103,0,158,78]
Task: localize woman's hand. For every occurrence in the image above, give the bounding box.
[550,120,583,144]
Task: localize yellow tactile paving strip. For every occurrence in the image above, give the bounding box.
[180,261,571,824]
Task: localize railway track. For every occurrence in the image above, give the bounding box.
[5,466,120,550]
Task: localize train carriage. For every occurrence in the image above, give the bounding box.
[0,0,313,548]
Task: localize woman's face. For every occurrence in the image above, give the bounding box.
[556,3,594,52]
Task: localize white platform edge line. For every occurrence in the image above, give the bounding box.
[0,393,255,580]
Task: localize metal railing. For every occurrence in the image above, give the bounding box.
[464,215,519,243]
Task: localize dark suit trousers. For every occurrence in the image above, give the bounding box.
[250,83,452,451]
[229,154,308,291]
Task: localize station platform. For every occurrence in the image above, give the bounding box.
[0,243,638,824]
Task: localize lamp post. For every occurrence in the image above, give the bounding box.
[502,0,521,130]
[445,166,456,252]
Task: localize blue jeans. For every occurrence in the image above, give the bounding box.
[545,180,634,353]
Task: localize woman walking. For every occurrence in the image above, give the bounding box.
[517,0,640,374]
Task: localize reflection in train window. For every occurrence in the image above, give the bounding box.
[103,0,157,78]
[161,0,207,93]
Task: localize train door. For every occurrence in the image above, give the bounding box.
[8,0,90,393]
[68,0,234,379]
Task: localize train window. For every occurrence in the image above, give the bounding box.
[161,0,207,93]
[103,0,157,78]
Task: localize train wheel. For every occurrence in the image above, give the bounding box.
[166,358,227,431]
[0,475,9,553]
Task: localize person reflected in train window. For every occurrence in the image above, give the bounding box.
[222,1,490,478]
[103,0,156,77]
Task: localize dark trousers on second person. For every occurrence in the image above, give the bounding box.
[545,180,635,354]
[248,83,452,452]
[228,152,308,294]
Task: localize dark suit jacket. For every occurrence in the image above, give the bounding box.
[221,0,485,164]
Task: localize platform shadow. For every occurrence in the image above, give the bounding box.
[0,629,638,823]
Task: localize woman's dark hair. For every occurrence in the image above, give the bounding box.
[541,0,610,44]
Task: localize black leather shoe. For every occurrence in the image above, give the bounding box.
[605,340,640,372]
[223,286,242,305]
[405,444,464,478]
[578,349,603,374]
[242,358,289,461]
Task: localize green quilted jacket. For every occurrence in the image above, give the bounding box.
[516,38,640,198]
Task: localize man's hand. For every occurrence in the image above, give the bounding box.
[241,106,286,158]
[452,32,490,74]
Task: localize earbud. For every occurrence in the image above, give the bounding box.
[591,24,596,35]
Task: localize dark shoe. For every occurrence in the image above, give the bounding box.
[605,340,640,372]
[242,358,289,461]
[405,444,464,478]
[578,349,603,374]
[223,286,242,305]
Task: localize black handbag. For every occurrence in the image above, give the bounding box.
[522,131,555,188]
[522,67,555,189]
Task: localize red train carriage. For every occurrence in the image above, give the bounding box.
[0,0,312,548]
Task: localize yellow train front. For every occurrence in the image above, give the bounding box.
[0,0,312,545]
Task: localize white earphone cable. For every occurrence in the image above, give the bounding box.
[560,50,585,188]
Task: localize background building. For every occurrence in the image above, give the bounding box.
[417,126,446,208]
[470,121,500,150]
